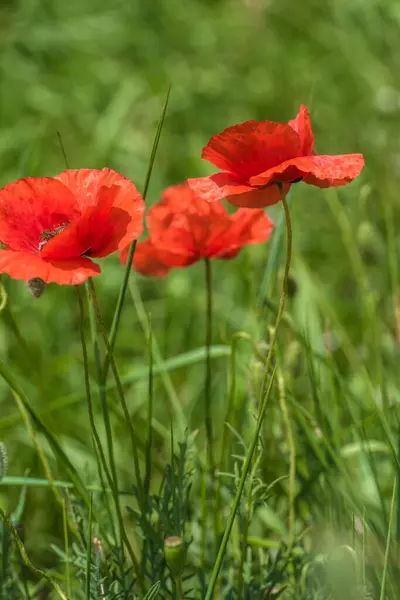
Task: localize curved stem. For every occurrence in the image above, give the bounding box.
[88,279,145,510]
[205,185,292,599]
[258,185,292,418]
[204,258,215,474]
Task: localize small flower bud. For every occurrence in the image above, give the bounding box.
[0,442,8,480]
[28,278,47,298]
[164,536,186,577]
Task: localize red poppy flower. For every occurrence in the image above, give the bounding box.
[0,168,144,285]
[120,182,273,277]
[188,105,365,208]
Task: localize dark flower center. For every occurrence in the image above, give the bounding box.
[38,222,69,251]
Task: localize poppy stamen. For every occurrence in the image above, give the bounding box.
[38,222,69,251]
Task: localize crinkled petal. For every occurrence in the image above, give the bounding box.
[187,173,254,203]
[0,177,79,252]
[202,121,300,181]
[250,154,364,188]
[55,168,145,254]
[208,208,273,258]
[121,240,170,277]
[160,183,226,219]
[288,105,314,155]
[0,249,100,284]
[41,186,117,259]
[42,184,144,260]
[301,154,365,187]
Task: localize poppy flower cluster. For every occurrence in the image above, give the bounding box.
[120,182,273,276]
[0,104,364,287]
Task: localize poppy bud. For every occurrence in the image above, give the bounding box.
[0,442,7,480]
[164,536,186,577]
[27,278,47,298]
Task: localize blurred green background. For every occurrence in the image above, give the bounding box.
[1,0,400,581]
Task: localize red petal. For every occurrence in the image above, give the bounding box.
[301,154,365,187]
[249,154,364,188]
[225,184,290,208]
[55,168,145,255]
[0,249,100,284]
[187,173,254,203]
[41,186,118,259]
[208,208,273,259]
[121,240,170,277]
[147,183,225,236]
[0,177,79,252]
[288,105,314,155]
[202,121,300,181]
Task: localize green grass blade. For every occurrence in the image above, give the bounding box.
[0,358,90,508]
[85,494,93,600]
[204,367,277,600]
[380,478,396,600]
[106,86,171,363]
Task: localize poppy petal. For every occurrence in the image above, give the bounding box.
[0,177,79,253]
[209,208,273,258]
[121,240,170,277]
[225,184,290,208]
[288,105,314,155]
[249,154,364,188]
[202,121,300,181]
[55,168,145,255]
[187,173,254,203]
[41,186,118,259]
[0,249,100,284]
[301,154,365,187]
[42,183,144,260]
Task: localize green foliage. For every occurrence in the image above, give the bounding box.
[1,0,400,598]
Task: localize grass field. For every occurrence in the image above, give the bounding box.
[1,0,400,598]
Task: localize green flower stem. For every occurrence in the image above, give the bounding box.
[258,184,292,420]
[205,185,292,599]
[204,258,214,473]
[77,285,143,587]
[88,279,145,512]
[203,258,219,555]
[104,87,170,376]
[76,286,113,491]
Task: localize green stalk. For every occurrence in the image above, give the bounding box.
[0,508,67,600]
[204,368,277,599]
[380,478,396,600]
[76,286,113,491]
[258,185,292,420]
[105,87,170,368]
[78,285,142,588]
[205,185,292,598]
[204,258,215,474]
[85,495,93,600]
[0,359,90,507]
[84,281,118,542]
[144,315,154,499]
[62,500,71,599]
[88,279,145,512]
[277,363,296,550]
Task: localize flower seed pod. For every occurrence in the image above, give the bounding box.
[164,536,186,578]
[27,278,47,298]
